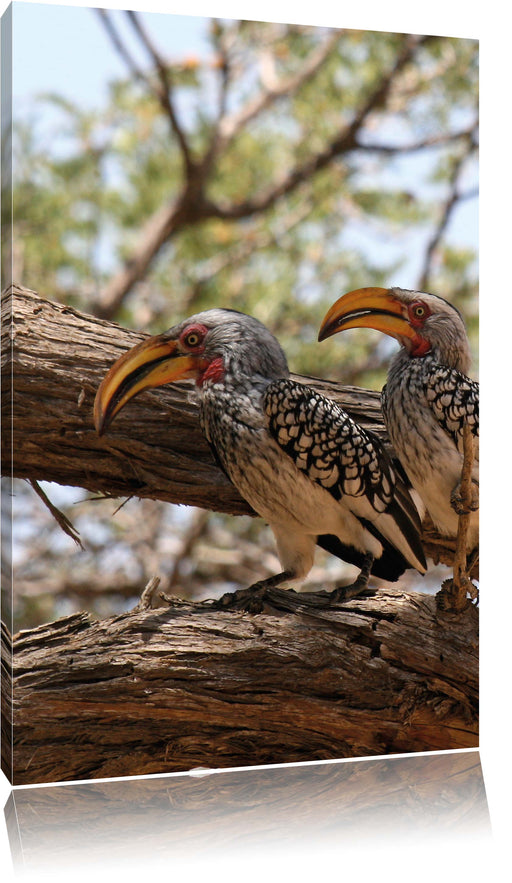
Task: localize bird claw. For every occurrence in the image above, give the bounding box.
[327,553,375,605]
[328,581,376,604]
[216,585,268,613]
[450,478,479,515]
[213,563,375,613]
[436,576,478,612]
[214,571,296,613]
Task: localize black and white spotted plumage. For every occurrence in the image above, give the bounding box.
[265,380,388,504]
[96,307,427,596]
[263,378,426,580]
[186,310,427,584]
[420,362,478,452]
[323,287,479,550]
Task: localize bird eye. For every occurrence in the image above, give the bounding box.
[412,303,426,319]
[181,324,207,349]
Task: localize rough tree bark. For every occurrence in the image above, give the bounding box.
[1,284,478,785]
[2,588,478,785]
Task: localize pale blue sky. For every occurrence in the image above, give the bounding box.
[11,2,210,108]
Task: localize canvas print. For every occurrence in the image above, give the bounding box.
[1,2,479,785]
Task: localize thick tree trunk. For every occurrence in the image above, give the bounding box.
[2,587,478,785]
[1,283,455,564]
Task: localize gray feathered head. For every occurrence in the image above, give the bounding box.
[94,308,289,433]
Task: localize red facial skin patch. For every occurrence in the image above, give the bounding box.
[198,356,225,386]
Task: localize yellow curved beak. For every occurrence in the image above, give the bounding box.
[94,335,204,436]
[318,287,414,343]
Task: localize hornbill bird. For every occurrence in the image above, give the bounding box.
[94,309,426,608]
[319,287,479,554]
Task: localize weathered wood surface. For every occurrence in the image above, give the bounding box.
[1,283,457,564]
[3,588,478,785]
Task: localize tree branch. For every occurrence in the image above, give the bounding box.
[125,10,195,176]
[213,30,341,152]
[418,130,479,290]
[96,9,149,86]
[452,423,477,587]
[93,33,436,318]
[354,123,478,155]
[3,586,478,784]
[96,9,194,175]
[207,34,436,221]
[29,479,84,550]
[2,284,466,573]
[437,423,478,612]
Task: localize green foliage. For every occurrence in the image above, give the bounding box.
[8,18,478,376]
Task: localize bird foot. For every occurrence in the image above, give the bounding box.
[214,572,295,613]
[293,562,375,608]
[436,577,478,612]
[326,553,375,605]
[215,585,269,613]
[328,579,376,605]
[212,559,376,613]
[214,580,375,613]
[450,478,479,515]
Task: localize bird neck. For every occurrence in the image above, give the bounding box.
[198,361,282,399]
[396,337,471,375]
[390,347,434,380]
[197,345,289,395]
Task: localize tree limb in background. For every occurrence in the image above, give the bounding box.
[96,9,194,175]
[207,34,435,221]
[418,127,479,291]
[125,10,196,176]
[210,30,341,157]
[92,31,441,319]
[2,284,471,574]
[355,123,478,155]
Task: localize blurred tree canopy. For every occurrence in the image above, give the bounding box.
[4,12,478,629]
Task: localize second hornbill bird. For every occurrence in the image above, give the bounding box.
[94,309,426,608]
[319,287,479,554]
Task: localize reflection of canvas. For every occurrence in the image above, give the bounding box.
[5,751,490,875]
[2,3,478,787]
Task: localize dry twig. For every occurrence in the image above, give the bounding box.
[29,480,84,551]
[437,422,477,612]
